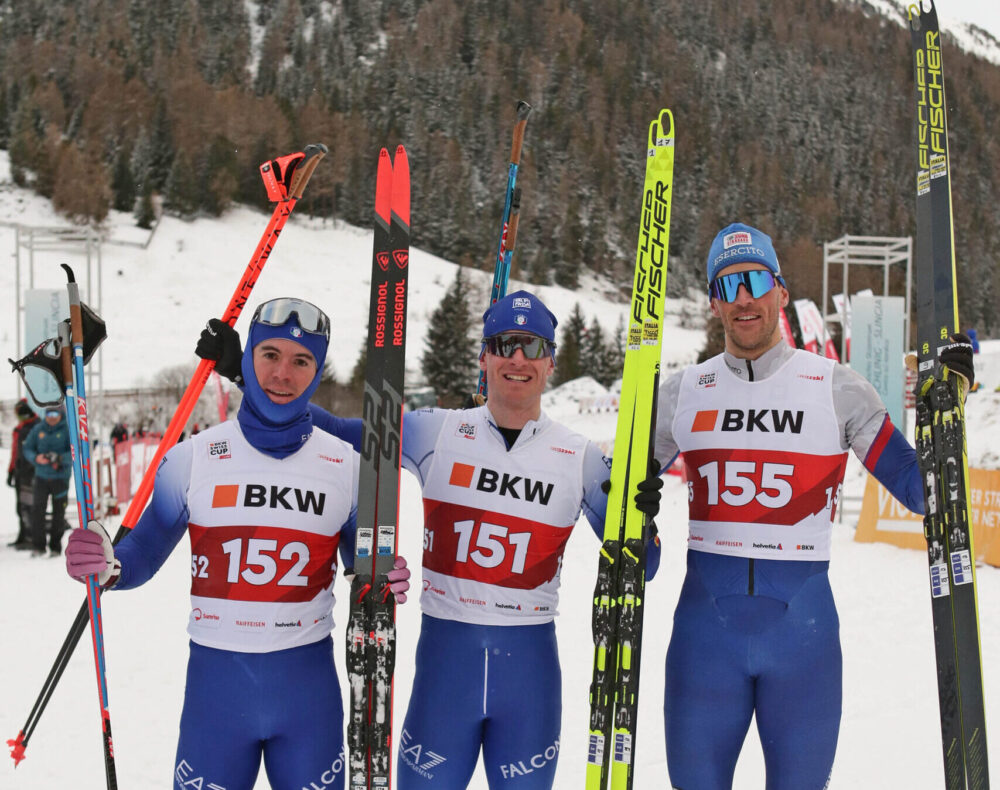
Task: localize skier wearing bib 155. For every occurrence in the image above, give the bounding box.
[390,290,663,790]
[654,223,974,790]
[64,298,411,790]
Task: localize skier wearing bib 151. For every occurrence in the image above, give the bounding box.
[387,290,663,790]
[654,223,975,790]
[64,298,411,790]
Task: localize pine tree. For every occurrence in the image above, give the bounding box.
[554,302,586,385]
[111,148,137,213]
[604,314,626,388]
[135,182,156,229]
[580,316,610,386]
[421,267,477,408]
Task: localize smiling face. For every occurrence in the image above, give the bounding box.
[709,261,789,359]
[252,338,318,404]
[479,336,555,425]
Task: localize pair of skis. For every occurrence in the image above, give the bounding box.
[909,4,989,789]
[346,145,410,790]
[586,109,675,790]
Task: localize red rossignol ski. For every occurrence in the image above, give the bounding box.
[347,145,410,790]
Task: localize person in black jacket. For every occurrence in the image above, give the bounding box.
[7,398,40,549]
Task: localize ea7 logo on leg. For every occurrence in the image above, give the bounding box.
[399,728,447,778]
[175,759,226,789]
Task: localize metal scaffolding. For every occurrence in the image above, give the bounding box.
[9,222,104,434]
[822,235,912,360]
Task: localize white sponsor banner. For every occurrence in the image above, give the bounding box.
[851,295,905,430]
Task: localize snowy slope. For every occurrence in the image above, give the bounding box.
[2,153,1000,789]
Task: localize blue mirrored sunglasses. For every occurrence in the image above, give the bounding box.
[708,270,785,303]
[483,333,556,359]
[252,298,330,340]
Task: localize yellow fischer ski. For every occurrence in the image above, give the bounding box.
[586,109,674,790]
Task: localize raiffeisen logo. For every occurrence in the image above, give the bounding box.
[211,484,326,514]
[448,462,554,504]
[690,409,804,434]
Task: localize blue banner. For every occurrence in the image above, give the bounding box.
[850,295,905,429]
[23,288,69,413]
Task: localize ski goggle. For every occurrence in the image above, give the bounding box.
[483,333,556,359]
[251,298,330,340]
[708,269,786,303]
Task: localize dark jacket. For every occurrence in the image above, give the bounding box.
[23,415,73,482]
[8,414,40,481]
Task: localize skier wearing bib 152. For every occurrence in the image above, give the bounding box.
[64,298,411,790]
[654,223,975,790]
[389,290,663,790]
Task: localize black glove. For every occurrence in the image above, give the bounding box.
[600,459,664,520]
[196,318,243,384]
[634,463,664,520]
[6,470,14,487]
[46,451,62,471]
[939,332,975,390]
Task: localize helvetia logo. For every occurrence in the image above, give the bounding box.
[274,620,303,628]
[448,462,554,504]
[752,542,783,551]
[211,483,326,514]
[690,408,803,434]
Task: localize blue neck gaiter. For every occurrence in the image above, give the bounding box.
[236,317,327,460]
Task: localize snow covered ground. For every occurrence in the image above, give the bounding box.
[1,153,1000,788]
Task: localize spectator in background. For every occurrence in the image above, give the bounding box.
[23,404,73,557]
[7,398,40,549]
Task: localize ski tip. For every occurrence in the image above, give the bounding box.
[907,0,934,28]
[60,262,76,283]
[391,148,410,228]
[655,108,675,142]
[516,100,533,120]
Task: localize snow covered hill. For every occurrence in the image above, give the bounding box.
[2,151,1000,789]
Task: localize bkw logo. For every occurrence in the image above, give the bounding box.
[691,409,804,434]
[449,462,554,505]
[212,484,326,515]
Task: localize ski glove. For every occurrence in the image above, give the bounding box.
[6,470,13,487]
[601,460,664,520]
[387,555,411,604]
[196,318,244,385]
[939,332,975,390]
[65,520,120,588]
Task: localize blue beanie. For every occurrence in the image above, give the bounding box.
[706,223,781,283]
[482,290,558,343]
[239,315,327,425]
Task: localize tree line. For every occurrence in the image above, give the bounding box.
[2,0,999,337]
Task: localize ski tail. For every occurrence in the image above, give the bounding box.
[909,4,989,788]
[587,109,675,790]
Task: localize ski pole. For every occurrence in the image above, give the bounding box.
[61,265,118,788]
[477,100,532,398]
[6,143,327,767]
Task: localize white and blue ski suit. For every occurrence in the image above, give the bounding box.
[654,342,923,790]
